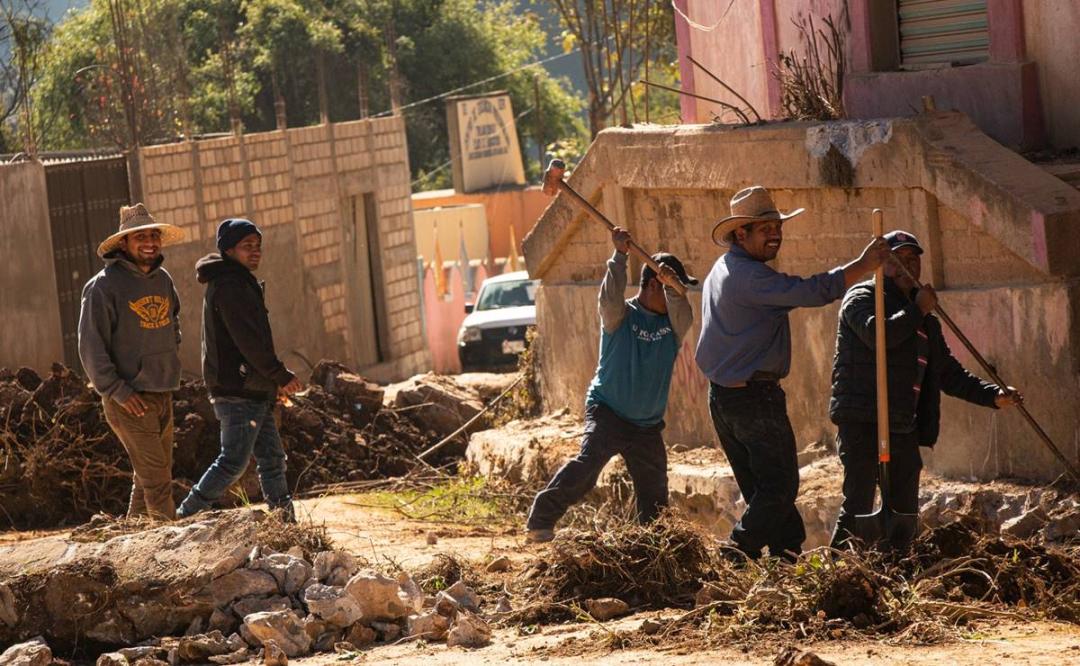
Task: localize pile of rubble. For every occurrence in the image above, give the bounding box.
[0,511,494,663]
[0,362,490,529]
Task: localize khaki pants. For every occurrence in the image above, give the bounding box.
[102,392,176,520]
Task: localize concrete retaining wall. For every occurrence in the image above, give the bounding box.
[0,161,64,371]
[524,115,1080,482]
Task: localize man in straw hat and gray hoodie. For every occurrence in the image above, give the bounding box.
[79,203,185,521]
[695,186,890,561]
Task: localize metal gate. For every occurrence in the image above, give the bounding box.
[45,157,131,367]
[899,0,989,68]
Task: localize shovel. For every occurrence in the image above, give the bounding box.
[851,209,919,550]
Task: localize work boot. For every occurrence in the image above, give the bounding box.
[526,528,555,544]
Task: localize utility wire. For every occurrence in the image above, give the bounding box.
[373,49,579,118]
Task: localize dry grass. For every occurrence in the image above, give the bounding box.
[773,11,847,120]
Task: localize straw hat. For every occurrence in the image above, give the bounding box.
[96,203,184,258]
[711,186,805,246]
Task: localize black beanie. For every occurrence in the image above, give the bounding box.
[217,218,261,254]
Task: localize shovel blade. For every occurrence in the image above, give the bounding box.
[850,509,919,550]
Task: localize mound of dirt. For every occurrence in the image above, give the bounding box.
[0,363,480,530]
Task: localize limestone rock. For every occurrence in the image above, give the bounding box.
[262,640,288,666]
[397,573,424,614]
[232,595,293,619]
[95,653,129,666]
[485,556,511,573]
[132,658,168,666]
[117,647,159,662]
[1001,508,1048,540]
[0,637,52,666]
[301,616,327,641]
[242,611,312,658]
[252,554,314,596]
[392,374,482,439]
[407,611,451,641]
[313,551,358,587]
[434,580,480,615]
[210,545,253,579]
[370,621,401,642]
[584,598,629,621]
[0,582,18,627]
[208,608,237,635]
[446,612,491,648]
[774,647,837,666]
[212,570,279,607]
[343,571,412,621]
[207,648,250,665]
[176,630,237,661]
[1044,509,1080,542]
[344,624,377,649]
[303,584,363,628]
[312,628,344,653]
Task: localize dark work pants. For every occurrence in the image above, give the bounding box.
[709,382,804,559]
[830,422,922,548]
[526,403,668,530]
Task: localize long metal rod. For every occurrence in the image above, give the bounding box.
[888,256,1080,483]
[686,55,763,123]
[554,179,687,295]
[637,79,750,125]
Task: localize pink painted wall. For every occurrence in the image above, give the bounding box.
[680,0,1070,149]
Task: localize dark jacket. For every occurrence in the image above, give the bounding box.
[198,254,294,400]
[78,252,182,403]
[829,277,999,446]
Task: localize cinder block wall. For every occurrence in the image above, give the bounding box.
[525,115,1080,482]
[139,117,429,382]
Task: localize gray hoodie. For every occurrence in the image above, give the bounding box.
[78,252,182,403]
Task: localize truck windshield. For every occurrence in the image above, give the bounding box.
[476,280,538,311]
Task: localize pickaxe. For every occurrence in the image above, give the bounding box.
[542,159,689,296]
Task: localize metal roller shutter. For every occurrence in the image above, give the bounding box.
[898,0,989,68]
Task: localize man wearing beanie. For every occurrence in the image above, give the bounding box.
[79,203,184,521]
[178,218,304,519]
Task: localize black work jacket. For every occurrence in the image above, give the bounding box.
[829,278,999,446]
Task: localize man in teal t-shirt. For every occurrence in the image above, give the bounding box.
[526,227,695,543]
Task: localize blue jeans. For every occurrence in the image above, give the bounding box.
[178,399,293,518]
[709,381,804,560]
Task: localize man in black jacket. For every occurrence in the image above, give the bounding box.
[178,219,303,519]
[829,230,1021,548]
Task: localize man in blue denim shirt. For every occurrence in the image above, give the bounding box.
[695,186,890,560]
[178,219,304,520]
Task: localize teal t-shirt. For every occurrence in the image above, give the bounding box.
[585,297,680,427]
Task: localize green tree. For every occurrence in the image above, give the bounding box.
[0,0,51,154]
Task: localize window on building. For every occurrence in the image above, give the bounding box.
[898,0,990,69]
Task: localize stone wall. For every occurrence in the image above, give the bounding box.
[524,114,1080,482]
[138,117,428,382]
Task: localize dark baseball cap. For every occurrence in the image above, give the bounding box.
[641,252,699,287]
[884,230,923,255]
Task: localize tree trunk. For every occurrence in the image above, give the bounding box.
[357,63,370,119]
[272,69,287,130]
[316,50,329,125]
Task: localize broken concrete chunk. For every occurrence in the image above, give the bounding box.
[392,374,482,439]
[434,580,480,616]
[313,551,358,586]
[1001,508,1049,540]
[301,616,327,641]
[95,654,129,666]
[232,595,293,619]
[397,572,424,614]
[407,611,451,641]
[485,556,511,573]
[210,545,253,579]
[206,648,250,665]
[211,569,279,607]
[262,639,288,666]
[252,554,314,596]
[312,628,344,653]
[0,582,19,627]
[0,637,52,666]
[446,612,491,648]
[303,583,364,628]
[242,611,312,658]
[343,571,412,620]
[584,597,629,621]
[176,630,233,661]
[1044,510,1080,542]
[117,647,160,661]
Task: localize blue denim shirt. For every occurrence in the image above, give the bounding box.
[695,244,846,386]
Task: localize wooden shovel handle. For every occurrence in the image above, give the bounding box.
[556,180,688,296]
[873,209,890,465]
